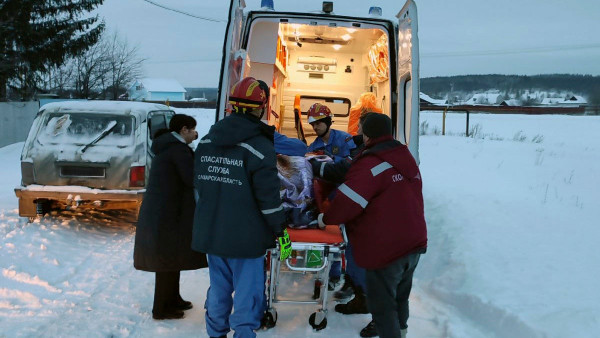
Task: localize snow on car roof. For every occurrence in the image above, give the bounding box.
[40,100,174,116]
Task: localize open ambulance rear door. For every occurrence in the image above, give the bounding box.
[215,0,247,122]
[396,0,421,163]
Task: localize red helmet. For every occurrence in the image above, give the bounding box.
[307,103,332,123]
[229,77,269,112]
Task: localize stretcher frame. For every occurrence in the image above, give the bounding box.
[265,225,348,331]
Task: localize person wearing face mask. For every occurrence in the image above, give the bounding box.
[134,114,207,321]
[317,113,428,338]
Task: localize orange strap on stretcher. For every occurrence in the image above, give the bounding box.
[287,225,343,244]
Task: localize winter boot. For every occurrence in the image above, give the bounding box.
[173,295,193,311]
[359,320,378,337]
[152,309,184,320]
[334,286,368,314]
[328,276,341,291]
[333,274,355,300]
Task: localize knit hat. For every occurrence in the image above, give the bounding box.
[362,113,392,138]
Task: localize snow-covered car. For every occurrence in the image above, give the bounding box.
[14,100,175,220]
[188,97,208,102]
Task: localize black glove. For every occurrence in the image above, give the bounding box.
[309,158,322,177]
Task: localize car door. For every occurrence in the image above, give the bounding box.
[147,110,175,159]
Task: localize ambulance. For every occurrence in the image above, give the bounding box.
[216,0,421,161]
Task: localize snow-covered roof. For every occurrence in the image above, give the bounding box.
[541,97,563,105]
[500,99,521,106]
[541,95,587,105]
[132,78,187,93]
[419,92,447,106]
[564,95,587,104]
[40,100,174,115]
[466,92,503,105]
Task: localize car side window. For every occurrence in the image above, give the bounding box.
[149,114,167,140]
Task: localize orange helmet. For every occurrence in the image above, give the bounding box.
[229,77,269,113]
[307,103,332,123]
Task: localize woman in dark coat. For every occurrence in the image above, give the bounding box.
[134,114,207,320]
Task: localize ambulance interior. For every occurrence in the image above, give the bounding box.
[242,20,391,145]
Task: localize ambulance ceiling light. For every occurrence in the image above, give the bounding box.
[341,34,351,41]
[369,6,382,17]
[261,0,274,11]
[332,44,342,50]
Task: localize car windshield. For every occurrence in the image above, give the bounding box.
[37,112,135,146]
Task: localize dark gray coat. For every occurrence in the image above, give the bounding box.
[192,113,286,258]
[134,132,207,272]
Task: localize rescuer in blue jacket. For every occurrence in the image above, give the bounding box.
[306,103,356,163]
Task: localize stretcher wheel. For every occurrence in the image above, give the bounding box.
[261,309,277,329]
[309,312,328,331]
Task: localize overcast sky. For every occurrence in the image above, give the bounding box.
[96,0,600,87]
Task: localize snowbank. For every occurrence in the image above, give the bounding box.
[0,111,598,337]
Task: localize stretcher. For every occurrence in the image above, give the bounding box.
[264,224,347,331]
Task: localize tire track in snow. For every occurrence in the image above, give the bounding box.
[16,210,143,337]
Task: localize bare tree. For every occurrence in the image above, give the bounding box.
[34,30,144,100]
[71,41,109,99]
[103,32,144,100]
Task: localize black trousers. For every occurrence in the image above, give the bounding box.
[365,253,421,338]
[153,271,181,314]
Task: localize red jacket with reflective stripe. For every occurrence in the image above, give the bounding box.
[323,136,427,269]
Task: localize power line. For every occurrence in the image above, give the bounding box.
[147,58,222,64]
[140,0,226,23]
[422,43,600,58]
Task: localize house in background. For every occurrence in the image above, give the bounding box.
[560,95,587,105]
[500,99,522,106]
[540,95,586,106]
[419,92,447,106]
[540,97,564,105]
[128,78,186,102]
[465,91,504,105]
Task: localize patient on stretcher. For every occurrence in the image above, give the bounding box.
[276,154,332,229]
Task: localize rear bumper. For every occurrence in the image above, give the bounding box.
[14,185,145,217]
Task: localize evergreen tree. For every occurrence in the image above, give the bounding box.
[0,0,105,100]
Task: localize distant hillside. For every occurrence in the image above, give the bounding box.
[421,74,600,105]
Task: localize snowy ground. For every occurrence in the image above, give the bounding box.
[1,109,599,337]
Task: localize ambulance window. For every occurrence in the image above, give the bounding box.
[299,96,351,117]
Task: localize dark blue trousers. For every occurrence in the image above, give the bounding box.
[345,242,366,290]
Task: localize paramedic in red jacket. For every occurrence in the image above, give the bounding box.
[318,113,427,338]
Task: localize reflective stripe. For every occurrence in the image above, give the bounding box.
[238,142,264,160]
[371,162,393,176]
[320,162,325,177]
[338,184,368,208]
[261,204,283,215]
[198,139,211,144]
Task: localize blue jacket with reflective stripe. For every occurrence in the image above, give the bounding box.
[192,113,285,258]
[308,129,356,162]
